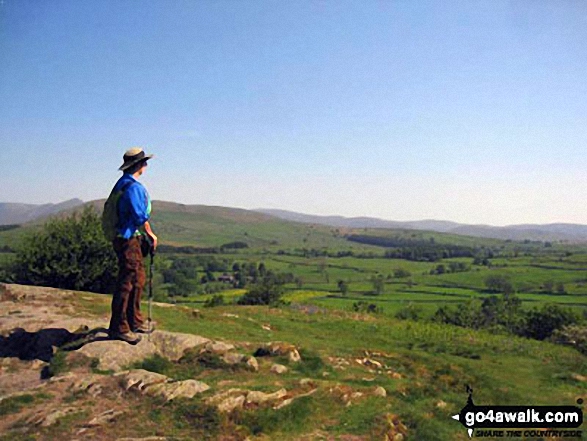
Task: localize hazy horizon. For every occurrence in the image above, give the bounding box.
[1,1,586,226]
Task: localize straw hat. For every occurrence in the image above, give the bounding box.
[119,147,154,171]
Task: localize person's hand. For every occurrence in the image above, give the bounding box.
[148,232,158,250]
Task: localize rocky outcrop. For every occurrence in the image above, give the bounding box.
[150,332,210,361]
[206,387,290,412]
[254,341,301,363]
[77,339,159,372]
[77,331,213,372]
[118,369,210,401]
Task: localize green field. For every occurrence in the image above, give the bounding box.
[3,202,587,315]
[1,202,586,439]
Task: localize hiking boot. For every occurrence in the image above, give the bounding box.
[132,322,155,334]
[108,331,142,345]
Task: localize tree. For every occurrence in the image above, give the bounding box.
[371,274,385,295]
[484,274,514,295]
[542,280,554,294]
[393,268,411,278]
[337,280,349,296]
[10,206,117,293]
[522,304,578,340]
[238,273,284,306]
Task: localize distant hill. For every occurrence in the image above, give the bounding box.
[257,209,587,242]
[0,199,84,225]
[4,199,586,244]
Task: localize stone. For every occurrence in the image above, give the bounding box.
[246,356,259,372]
[73,374,104,397]
[207,388,247,413]
[117,438,169,441]
[28,407,79,427]
[146,379,210,401]
[149,331,210,361]
[300,378,315,387]
[222,352,246,365]
[87,409,125,426]
[571,373,587,382]
[79,340,158,373]
[218,395,246,413]
[246,388,287,405]
[360,358,382,369]
[270,364,288,374]
[384,413,408,441]
[274,398,294,409]
[205,341,235,354]
[374,386,387,397]
[119,369,169,392]
[288,349,301,363]
[255,341,299,358]
[118,369,209,402]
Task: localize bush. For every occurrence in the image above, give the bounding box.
[521,304,579,340]
[395,303,422,321]
[353,301,382,314]
[238,275,284,306]
[204,294,225,308]
[393,268,411,278]
[9,207,117,293]
[484,274,514,295]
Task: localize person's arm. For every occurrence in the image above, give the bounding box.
[143,220,158,250]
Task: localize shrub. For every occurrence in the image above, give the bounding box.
[393,268,411,278]
[204,294,225,308]
[432,300,484,329]
[395,303,423,321]
[353,301,382,314]
[238,274,284,306]
[9,206,117,293]
[484,274,514,295]
[521,304,579,340]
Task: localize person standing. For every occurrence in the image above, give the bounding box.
[108,147,158,344]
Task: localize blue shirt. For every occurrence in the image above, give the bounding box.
[113,173,152,239]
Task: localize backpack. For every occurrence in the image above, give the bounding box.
[102,181,134,241]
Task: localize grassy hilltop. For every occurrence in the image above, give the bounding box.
[0,201,586,440]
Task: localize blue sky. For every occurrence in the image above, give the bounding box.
[1,1,586,226]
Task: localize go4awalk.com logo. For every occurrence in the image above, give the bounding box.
[451,386,584,438]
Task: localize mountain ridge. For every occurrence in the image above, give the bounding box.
[0,199,84,225]
[256,208,587,242]
[2,199,587,242]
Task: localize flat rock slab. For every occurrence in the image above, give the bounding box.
[146,379,210,401]
[78,339,159,372]
[118,369,209,401]
[149,331,210,361]
[77,331,214,372]
[246,388,287,405]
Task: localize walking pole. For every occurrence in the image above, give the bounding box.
[148,243,155,340]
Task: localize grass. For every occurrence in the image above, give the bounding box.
[0,394,46,416]
[2,206,587,439]
[8,284,587,440]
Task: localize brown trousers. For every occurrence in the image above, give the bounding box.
[109,236,145,334]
